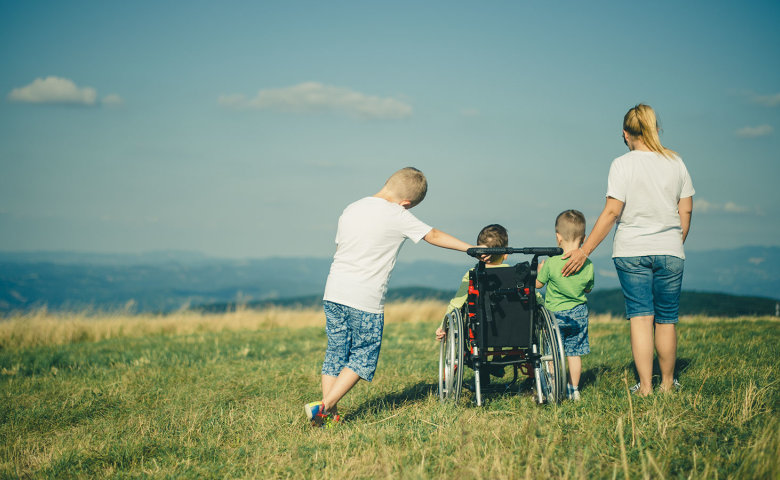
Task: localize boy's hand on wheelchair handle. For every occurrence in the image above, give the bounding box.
[474,244,491,262]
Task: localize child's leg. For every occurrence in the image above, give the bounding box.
[556,304,588,391]
[318,302,383,415]
[322,368,360,412]
[567,356,582,388]
[319,302,350,414]
[321,374,338,414]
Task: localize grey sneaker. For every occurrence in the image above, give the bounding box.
[659,379,681,392]
[567,384,581,401]
[630,382,641,394]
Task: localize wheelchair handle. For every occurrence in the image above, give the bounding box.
[466,247,563,258]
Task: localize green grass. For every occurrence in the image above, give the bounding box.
[1,314,778,478]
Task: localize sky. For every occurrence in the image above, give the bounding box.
[1,0,778,264]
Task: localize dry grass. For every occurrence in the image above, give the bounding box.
[0,300,450,350]
[3,301,776,351]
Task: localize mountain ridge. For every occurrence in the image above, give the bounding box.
[1,246,778,314]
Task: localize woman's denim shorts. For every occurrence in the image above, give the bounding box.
[322,301,384,382]
[613,255,684,324]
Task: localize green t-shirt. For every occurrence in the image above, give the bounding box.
[537,255,594,312]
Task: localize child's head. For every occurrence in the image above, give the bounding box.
[382,167,428,208]
[477,224,508,264]
[555,210,586,246]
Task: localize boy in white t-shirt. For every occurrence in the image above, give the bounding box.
[305,167,477,427]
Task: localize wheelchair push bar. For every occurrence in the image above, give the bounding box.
[466,247,563,258]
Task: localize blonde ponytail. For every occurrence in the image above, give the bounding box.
[623,104,678,159]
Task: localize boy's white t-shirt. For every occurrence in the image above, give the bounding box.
[606,150,695,259]
[323,196,432,313]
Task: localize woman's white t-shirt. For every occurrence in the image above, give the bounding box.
[323,197,432,313]
[606,150,695,259]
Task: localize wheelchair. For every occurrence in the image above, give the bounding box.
[438,247,568,406]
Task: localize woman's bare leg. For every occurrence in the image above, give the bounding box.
[630,315,655,395]
[654,323,677,391]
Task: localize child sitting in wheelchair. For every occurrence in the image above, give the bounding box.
[436,224,511,382]
[535,210,594,401]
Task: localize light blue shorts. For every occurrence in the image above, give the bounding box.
[552,303,590,357]
[322,301,384,382]
[613,255,684,324]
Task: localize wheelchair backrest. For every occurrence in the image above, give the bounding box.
[468,262,534,349]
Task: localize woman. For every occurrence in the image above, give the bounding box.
[562,104,694,396]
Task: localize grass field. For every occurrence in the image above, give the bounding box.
[1,302,778,479]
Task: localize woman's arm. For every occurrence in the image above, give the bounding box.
[679,196,693,243]
[561,197,624,277]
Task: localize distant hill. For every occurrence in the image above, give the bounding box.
[196,288,778,318]
[1,246,778,315]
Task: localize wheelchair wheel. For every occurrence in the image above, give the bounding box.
[438,308,464,403]
[535,305,567,404]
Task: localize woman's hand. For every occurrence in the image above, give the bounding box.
[561,248,587,277]
[561,196,624,276]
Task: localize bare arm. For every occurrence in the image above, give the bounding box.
[423,228,474,252]
[679,196,693,243]
[561,197,624,277]
[535,259,545,288]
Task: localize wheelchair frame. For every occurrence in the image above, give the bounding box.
[438,247,568,406]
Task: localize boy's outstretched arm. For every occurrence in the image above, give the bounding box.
[423,228,473,252]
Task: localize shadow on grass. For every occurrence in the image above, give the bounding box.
[579,357,691,391]
[619,357,693,384]
[347,381,437,421]
[348,371,542,422]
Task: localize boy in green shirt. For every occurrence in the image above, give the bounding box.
[536,210,594,401]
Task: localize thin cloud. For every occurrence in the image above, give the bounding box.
[723,201,749,213]
[696,199,759,215]
[7,76,98,106]
[101,93,124,107]
[751,92,780,107]
[735,124,773,138]
[218,82,412,119]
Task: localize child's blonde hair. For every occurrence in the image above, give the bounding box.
[555,210,586,243]
[477,224,508,263]
[384,167,428,207]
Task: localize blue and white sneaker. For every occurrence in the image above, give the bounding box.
[304,401,326,422]
[305,401,341,427]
